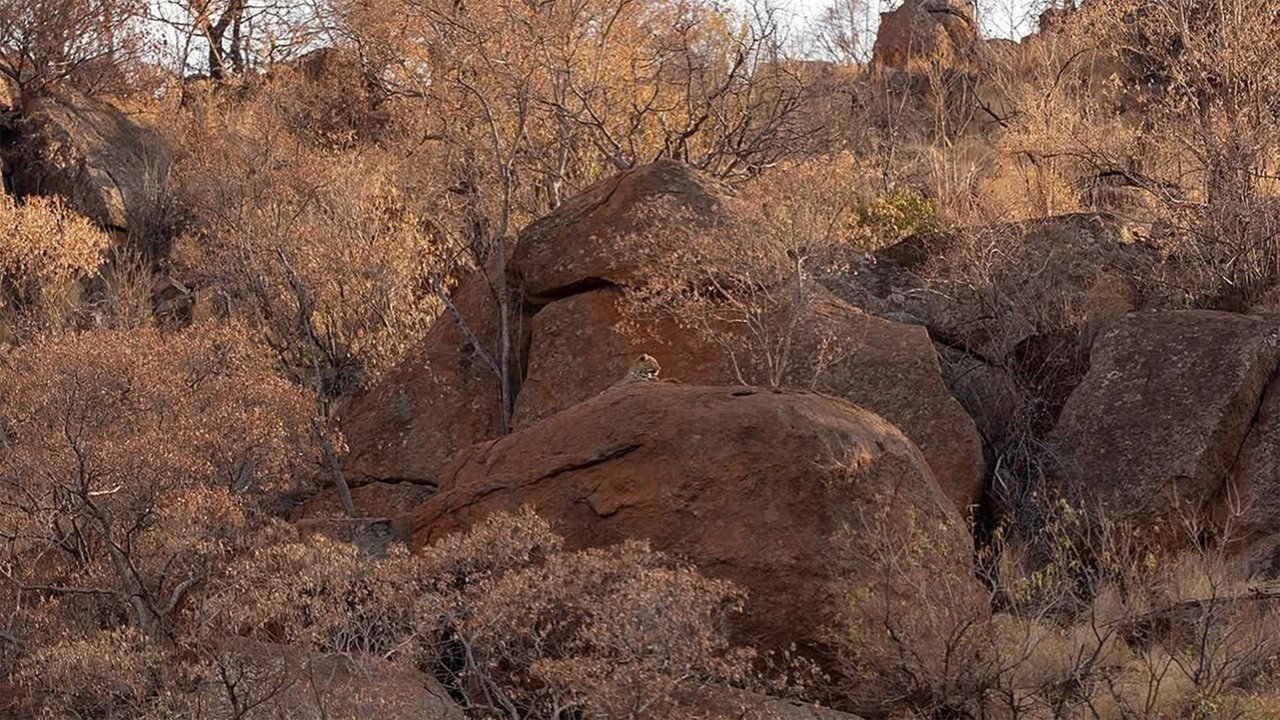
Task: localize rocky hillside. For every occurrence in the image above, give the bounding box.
[7,0,1280,718]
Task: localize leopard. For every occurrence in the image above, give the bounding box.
[603,353,661,393]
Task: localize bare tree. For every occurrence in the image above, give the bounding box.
[0,0,144,95]
[811,0,871,64]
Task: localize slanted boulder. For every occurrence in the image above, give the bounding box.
[414,383,985,699]
[6,89,171,235]
[1048,311,1280,543]
[509,159,734,302]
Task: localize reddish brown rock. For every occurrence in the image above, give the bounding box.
[414,384,983,681]
[802,291,985,513]
[340,259,520,486]
[515,287,985,514]
[509,159,734,302]
[347,161,983,515]
[872,0,978,71]
[511,288,726,426]
[1049,311,1280,541]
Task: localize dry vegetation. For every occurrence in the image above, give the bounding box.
[5,0,1280,717]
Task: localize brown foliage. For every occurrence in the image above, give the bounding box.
[0,326,315,651]
[0,194,110,336]
[209,510,755,720]
[167,92,443,391]
[0,0,146,94]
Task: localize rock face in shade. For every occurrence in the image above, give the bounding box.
[413,384,984,693]
[7,89,171,233]
[339,259,522,487]
[1048,311,1280,543]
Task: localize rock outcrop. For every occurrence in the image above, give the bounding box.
[5,89,171,235]
[414,383,984,684]
[872,0,979,71]
[851,212,1159,364]
[839,212,1169,445]
[514,286,984,511]
[1048,311,1280,544]
[509,158,733,301]
[344,161,985,512]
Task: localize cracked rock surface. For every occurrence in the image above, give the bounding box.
[412,382,981,684]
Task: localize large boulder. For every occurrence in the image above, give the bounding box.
[340,259,522,486]
[515,287,985,513]
[414,384,984,692]
[1231,383,1280,548]
[6,89,171,234]
[872,0,979,71]
[509,159,734,301]
[348,162,985,512]
[1048,311,1280,543]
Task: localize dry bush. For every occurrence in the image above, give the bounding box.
[994,0,1280,307]
[203,510,756,720]
[826,486,1280,720]
[417,511,755,719]
[208,525,430,657]
[830,499,995,718]
[0,194,110,337]
[0,0,148,95]
[342,0,811,183]
[0,325,316,656]
[17,628,199,719]
[979,503,1280,720]
[91,249,161,330]
[167,93,444,393]
[983,11,1128,221]
[459,541,749,719]
[263,49,391,149]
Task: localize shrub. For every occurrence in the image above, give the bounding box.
[854,188,948,248]
[0,194,110,335]
[0,325,316,649]
[206,510,754,719]
[166,94,445,393]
